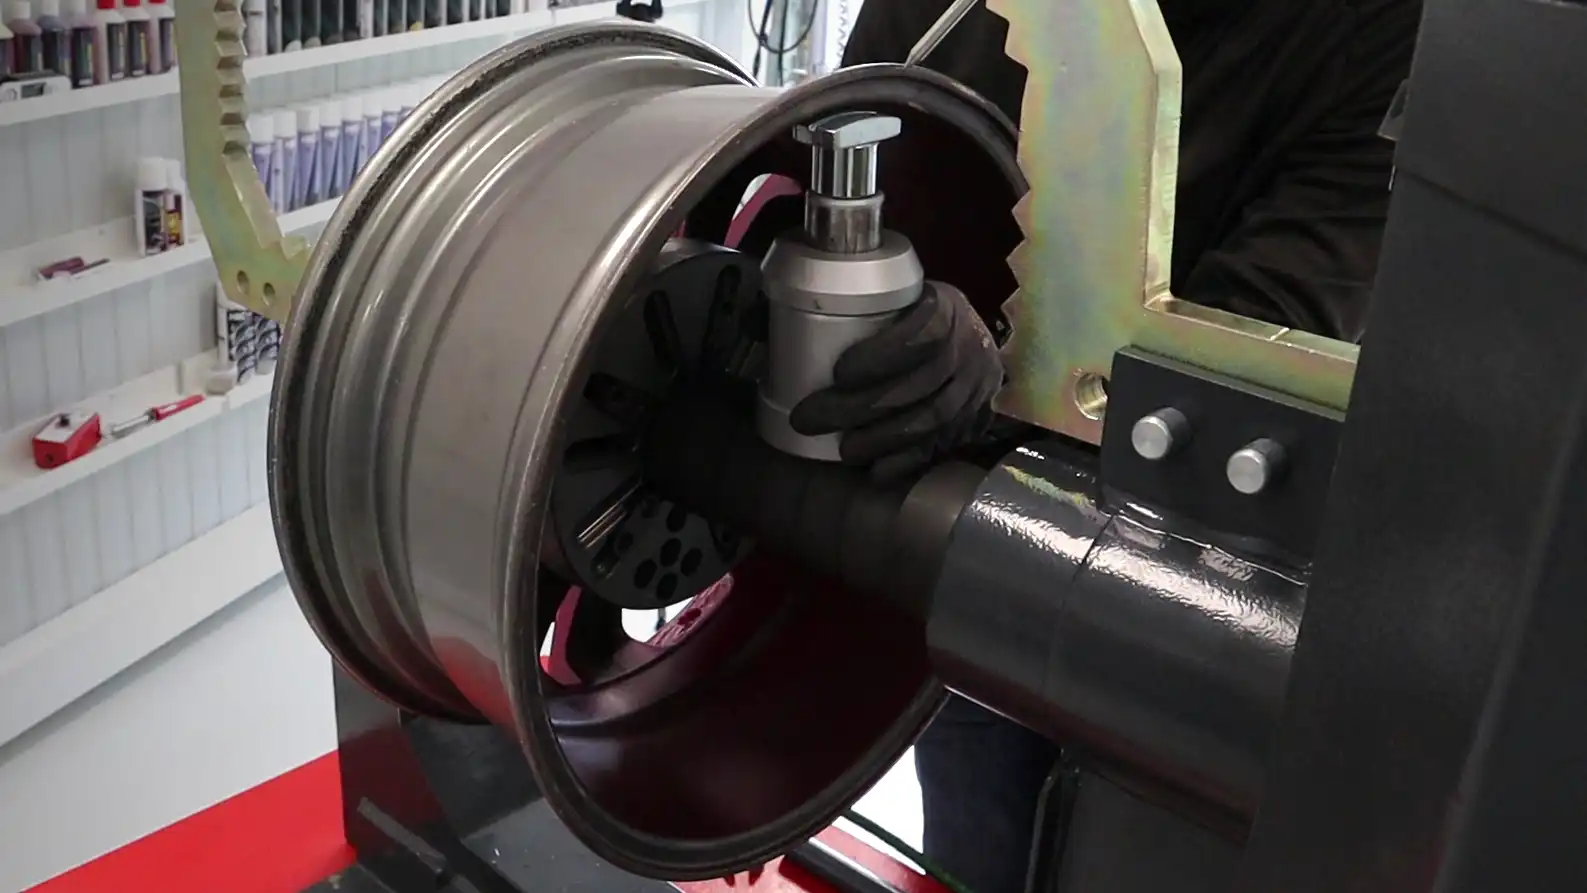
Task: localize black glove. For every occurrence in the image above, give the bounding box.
[789,282,1004,484]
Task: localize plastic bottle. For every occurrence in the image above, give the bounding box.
[302,0,318,47]
[136,157,167,256]
[379,86,399,143]
[0,19,12,78]
[398,81,417,119]
[163,157,185,247]
[250,112,274,190]
[7,1,43,74]
[35,0,68,78]
[383,0,402,35]
[337,94,361,192]
[64,0,94,85]
[243,0,265,55]
[316,98,339,199]
[282,0,298,50]
[273,108,295,212]
[357,0,375,39]
[120,0,147,76]
[90,0,123,82]
[266,0,280,52]
[359,89,380,164]
[146,0,169,70]
[295,103,319,208]
[319,0,338,44]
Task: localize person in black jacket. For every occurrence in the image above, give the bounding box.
[779,3,1421,893]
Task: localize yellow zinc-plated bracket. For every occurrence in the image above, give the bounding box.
[175,0,311,322]
[987,0,1359,444]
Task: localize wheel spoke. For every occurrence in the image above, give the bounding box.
[644,290,688,376]
[583,373,657,427]
[564,434,639,473]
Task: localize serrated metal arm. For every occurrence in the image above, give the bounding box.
[175,0,311,322]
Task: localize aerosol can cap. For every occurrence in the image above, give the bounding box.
[137,157,167,191]
[251,112,275,142]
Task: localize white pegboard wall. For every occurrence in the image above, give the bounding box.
[0,264,215,434]
[0,398,270,649]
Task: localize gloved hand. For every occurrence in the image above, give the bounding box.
[789,282,1004,484]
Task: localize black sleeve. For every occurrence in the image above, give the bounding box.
[1178,1,1420,342]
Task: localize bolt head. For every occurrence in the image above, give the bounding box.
[1131,408,1189,461]
[1227,439,1287,495]
[793,111,903,150]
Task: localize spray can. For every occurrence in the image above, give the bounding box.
[316,98,339,199]
[243,0,266,54]
[337,94,360,193]
[35,0,68,79]
[7,1,44,74]
[147,0,170,68]
[296,103,319,209]
[89,0,123,82]
[120,0,148,76]
[250,113,274,189]
[273,108,296,212]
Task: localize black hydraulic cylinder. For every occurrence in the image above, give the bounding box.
[646,400,1305,825]
[928,440,1306,824]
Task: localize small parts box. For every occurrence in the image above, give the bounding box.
[33,411,103,469]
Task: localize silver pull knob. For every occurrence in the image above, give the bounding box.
[794,111,902,200]
[1227,438,1288,496]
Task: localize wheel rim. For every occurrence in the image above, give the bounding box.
[270,21,1025,878]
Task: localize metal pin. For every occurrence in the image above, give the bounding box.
[905,0,981,67]
[1227,438,1288,496]
[1131,408,1190,461]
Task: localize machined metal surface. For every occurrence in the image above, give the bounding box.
[985,0,1358,444]
[270,22,1023,879]
[757,234,925,460]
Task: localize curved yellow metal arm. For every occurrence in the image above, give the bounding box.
[988,0,1358,444]
[175,0,311,322]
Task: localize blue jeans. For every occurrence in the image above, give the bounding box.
[915,696,1061,893]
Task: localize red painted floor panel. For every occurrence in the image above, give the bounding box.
[26,752,353,893]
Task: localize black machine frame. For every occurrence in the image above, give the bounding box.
[307,0,1587,890]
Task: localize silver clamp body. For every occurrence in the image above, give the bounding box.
[756,111,925,460]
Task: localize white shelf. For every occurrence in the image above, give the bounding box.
[0,352,274,518]
[0,197,338,331]
[0,11,556,128]
[247,9,557,76]
[0,72,180,128]
[0,501,281,749]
